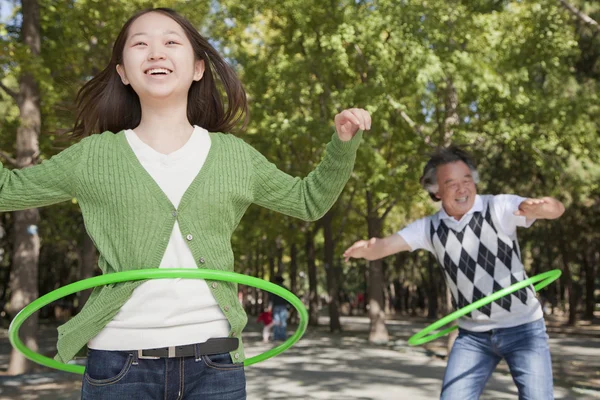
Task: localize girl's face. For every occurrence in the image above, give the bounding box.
[116,12,204,103]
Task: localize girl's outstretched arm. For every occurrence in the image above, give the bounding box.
[0,138,87,211]
[248,109,369,221]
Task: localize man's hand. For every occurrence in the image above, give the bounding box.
[514,197,565,220]
[343,238,378,262]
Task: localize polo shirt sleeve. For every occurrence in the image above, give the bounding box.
[397,217,433,253]
[493,194,536,237]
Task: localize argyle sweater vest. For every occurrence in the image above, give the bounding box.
[428,195,543,331]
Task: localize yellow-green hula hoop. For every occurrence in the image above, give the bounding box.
[9,269,308,374]
[408,269,561,346]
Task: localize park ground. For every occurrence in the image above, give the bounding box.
[0,314,599,399]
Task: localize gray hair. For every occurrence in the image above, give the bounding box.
[420,146,480,202]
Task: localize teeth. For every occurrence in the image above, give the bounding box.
[146,68,171,75]
[456,197,467,202]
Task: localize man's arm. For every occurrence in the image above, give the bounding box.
[514,197,565,220]
[343,233,412,262]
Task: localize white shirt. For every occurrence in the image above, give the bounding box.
[89,126,230,350]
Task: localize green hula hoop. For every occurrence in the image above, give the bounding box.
[8,269,308,374]
[408,269,561,346]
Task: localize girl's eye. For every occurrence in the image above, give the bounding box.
[166,41,179,45]
[133,42,147,46]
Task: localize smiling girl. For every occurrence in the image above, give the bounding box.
[0,8,370,399]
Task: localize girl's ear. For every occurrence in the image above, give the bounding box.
[116,64,130,85]
[193,59,205,82]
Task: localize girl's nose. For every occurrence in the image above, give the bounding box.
[148,51,166,61]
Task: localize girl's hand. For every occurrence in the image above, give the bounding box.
[334,108,371,142]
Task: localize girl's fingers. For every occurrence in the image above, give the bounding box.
[351,109,365,130]
[336,108,371,131]
[342,110,361,127]
[357,109,371,130]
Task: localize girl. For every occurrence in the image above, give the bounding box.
[0,7,370,400]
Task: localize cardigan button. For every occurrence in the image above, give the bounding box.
[224,305,230,312]
[211,282,218,289]
[186,234,193,241]
[199,257,205,264]
[172,210,178,217]
[234,353,240,359]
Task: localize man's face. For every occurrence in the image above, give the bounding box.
[435,161,477,220]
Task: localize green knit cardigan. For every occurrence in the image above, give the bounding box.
[0,130,362,363]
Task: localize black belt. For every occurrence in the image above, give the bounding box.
[137,338,238,359]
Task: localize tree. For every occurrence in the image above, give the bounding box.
[0,0,43,375]
[0,0,213,374]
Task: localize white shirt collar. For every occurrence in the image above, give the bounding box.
[125,126,208,165]
[439,194,483,222]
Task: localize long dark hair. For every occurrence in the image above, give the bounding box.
[71,8,248,137]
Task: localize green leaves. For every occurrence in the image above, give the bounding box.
[1,0,597,310]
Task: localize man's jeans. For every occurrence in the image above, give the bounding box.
[82,349,246,400]
[441,318,553,400]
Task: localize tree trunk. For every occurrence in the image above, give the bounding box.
[254,245,262,315]
[275,236,284,276]
[0,216,11,308]
[322,210,341,332]
[6,0,42,376]
[261,245,269,310]
[366,210,388,343]
[583,251,596,320]
[290,241,298,296]
[305,230,319,326]
[7,210,40,375]
[268,253,275,282]
[288,240,299,324]
[394,253,406,313]
[443,77,459,146]
[557,226,578,326]
[426,254,438,319]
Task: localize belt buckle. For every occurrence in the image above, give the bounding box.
[137,350,160,360]
[137,346,179,359]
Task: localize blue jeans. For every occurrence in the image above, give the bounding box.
[441,318,553,400]
[82,349,246,399]
[272,305,288,341]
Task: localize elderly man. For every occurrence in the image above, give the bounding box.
[343,146,564,399]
